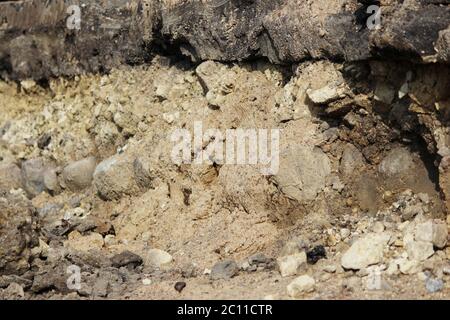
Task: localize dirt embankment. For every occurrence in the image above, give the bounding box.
[0,0,449,299]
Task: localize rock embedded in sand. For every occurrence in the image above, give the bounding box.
[0,161,22,192]
[378,147,414,177]
[93,155,139,200]
[275,145,331,202]
[341,232,391,270]
[414,220,448,249]
[21,158,50,197]
[61,157,97,191]
[287,275,316,297]
[277,252,307,277]
[145,249,173,268]
[210,260,239,280]
[111,251,143,268]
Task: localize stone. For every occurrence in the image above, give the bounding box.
[405,240,434,262]
[372,222,385,233]
[64,231,104,252]
[322,265,337,273]
[306,246,327,264]
[248,253,272,267]
[0,162,22,192]
[287,275,316,297]
[307,85,345,104]
[341,232,391,270]
[210,260,239,280]
[145,249,173,268]
[2,282,24,299]
[61,157,97,191]
[111,251,143,268]
[174,281,186,293]
[378,147,414,177]
[275,145,331,202]
[402,203,424,221]
[425,277,444,293]
[93,155,139,200]
[43,168,60,193]
[415,220,448,249]
[142,278,152,286]
[277,252,307,277]
[398,258,421,275]
[340,228,351,239]
[374,82,396,104]
[21,158,48,196]
[340,143,364,176]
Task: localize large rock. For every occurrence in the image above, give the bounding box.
[341,232,391,270]
[0,162,22,192]
[0,193,39,276]
[378,147,414,177]
[21,158,53,197]
[287,275,316,297]
[145,249,173,268]
[277,252,307,277]
[210,260,239,280]
[275,146,331,202]
[340,143,365,176]
[415,220,448,249]
[93,155,140,200]
[61,157,97,191]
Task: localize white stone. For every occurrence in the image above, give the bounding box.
[142,278,152,286]
[307,85,345,104]
[277,252,307,277]
[341,232,390,270]
[405,240,434,261]
[145,249,173,267]
[398,258,421,275]
[287,275,316,297]
[415,220,448,249]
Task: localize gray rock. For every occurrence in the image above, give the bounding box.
[210,260,239,280]
[21,158,48,196]
[61,157,97,191]
[248,253,272,266]
[425,277,444,293]
[378,147,414,177]
[0,162,23,192]
[111,251,143,268]
[340,143,365,176]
